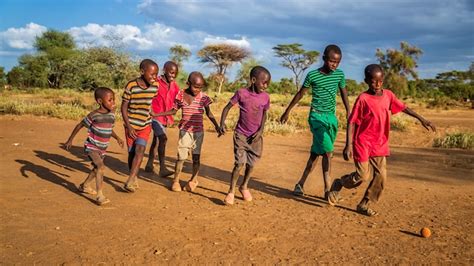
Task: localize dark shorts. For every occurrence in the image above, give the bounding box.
[152,120,166,137]
[233,132,263,167]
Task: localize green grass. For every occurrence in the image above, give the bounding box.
[433,132,474,150]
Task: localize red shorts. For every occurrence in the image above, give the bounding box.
[125,125,151,151]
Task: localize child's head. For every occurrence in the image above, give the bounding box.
[249,66,271,92]
[187,71,205,95]
[139,59,159,85]
[163,61,178,83]
[322,44,342,71]
[364,64,384,94]
[94,87,115,112]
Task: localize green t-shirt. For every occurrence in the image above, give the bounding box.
[303,68,346,113]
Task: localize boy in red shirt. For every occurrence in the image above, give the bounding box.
[328,64,436,216]
[145,61,180,177]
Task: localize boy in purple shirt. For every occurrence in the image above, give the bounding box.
[219,66,271,205]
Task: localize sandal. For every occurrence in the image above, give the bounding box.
[224,193,235,205]
[293,183,305,196]
[184,180,198,192]
[123,183,136,193]
[96,196,110,206]
[239,188,253,202]
[78,184,96,195]
[171,181,182,192]
[357,205,378,217]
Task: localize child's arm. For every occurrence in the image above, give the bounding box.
[121,100,137,139]
[111,130,124,148]
[205,106,223,136]
[219,102,234,136]
[150,109,177,117]
[64,121,85,150]
[343,122,356,161]
[402,107,436,132]
[280,87,309,123]
[339,87,351,118]
[250,109,267,143]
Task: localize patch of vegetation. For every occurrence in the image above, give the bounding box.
[433,132,474,150]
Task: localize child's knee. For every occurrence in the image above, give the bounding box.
[192,154,200,164]
[158,134,168,143]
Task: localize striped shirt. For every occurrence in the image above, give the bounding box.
[303,68,346,113]
[122,78,159,130]
[82,111,115,155]
[174,90,212,133]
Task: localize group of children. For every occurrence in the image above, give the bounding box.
[65,44,435,217]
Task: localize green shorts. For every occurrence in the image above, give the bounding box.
[308,111,338,154]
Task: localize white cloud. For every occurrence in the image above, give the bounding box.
[0,23,47,49]
[203,37,251,49]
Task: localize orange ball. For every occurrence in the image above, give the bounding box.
[420,227,431,238]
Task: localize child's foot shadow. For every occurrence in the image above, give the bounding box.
[16,159,97,204]
[399,230,422,238]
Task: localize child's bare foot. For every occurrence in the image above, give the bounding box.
[239,187,253,202]
[224,193,235,205]
[357,205,378,217]
[183,180,198,192]
[171,181,182,192]
[159,168,174,178]
[78,184,96,195]
[96,195,110,206]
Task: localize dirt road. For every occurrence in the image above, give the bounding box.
[0,115,473,264]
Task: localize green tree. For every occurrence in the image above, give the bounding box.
[232,57,262,89]
[18,54,49,87]
[376,42,423,97]
[7,66,28,88]
[34,29,77,88]
[169,44,191,69]
[197,43,250,94]
[272,43,319,92]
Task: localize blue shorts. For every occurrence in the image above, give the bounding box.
[152,120,167,137]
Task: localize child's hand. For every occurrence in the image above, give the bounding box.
[217,125,225,137]
[421,119,436,132]
[64,140,72,150]
[126,126,137,139]
[280,112,289,124]
[116,137,124,148]
[343,144,352,161]
[249,131,262,144]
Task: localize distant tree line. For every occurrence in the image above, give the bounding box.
[1,30,472,103]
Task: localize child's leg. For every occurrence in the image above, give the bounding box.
[88,151,110,205]
[296,152,319,186]
[229,163,244,194]
[322,152,333,193]
[189,154,200,182]
[157,134,173,176]
[127,146,135,170]
[240,164,254,190]
[358,157,386,212]
[145,136,158,172]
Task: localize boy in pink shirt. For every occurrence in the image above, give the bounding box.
[145,61,180,177]
[328,64,436,216]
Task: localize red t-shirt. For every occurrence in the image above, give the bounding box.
[151,76,180,126]
[173,90,212,133]
[349,89,406,162]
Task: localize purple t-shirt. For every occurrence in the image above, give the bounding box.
[230,88,270,137]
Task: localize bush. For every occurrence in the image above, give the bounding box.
[433,132,474,149]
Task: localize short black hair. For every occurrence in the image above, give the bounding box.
[364,64,384,79]
[163,61,178,70]
[139,59,158,71]
[323,44,342,56]
[250,65,271,79]
[187,71,205,84]
[94,87,114,100]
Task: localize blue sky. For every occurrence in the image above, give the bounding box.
[0,0,473,82]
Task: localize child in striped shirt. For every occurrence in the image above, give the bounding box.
[152,72,222,192]
[65,87,124,205]
[121,59,159,192]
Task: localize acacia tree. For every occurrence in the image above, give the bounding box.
[169,44,191,69]
[273,43,319,92]
[376,41,423,96]
[197,43,250,94]
[34,30,77,88]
